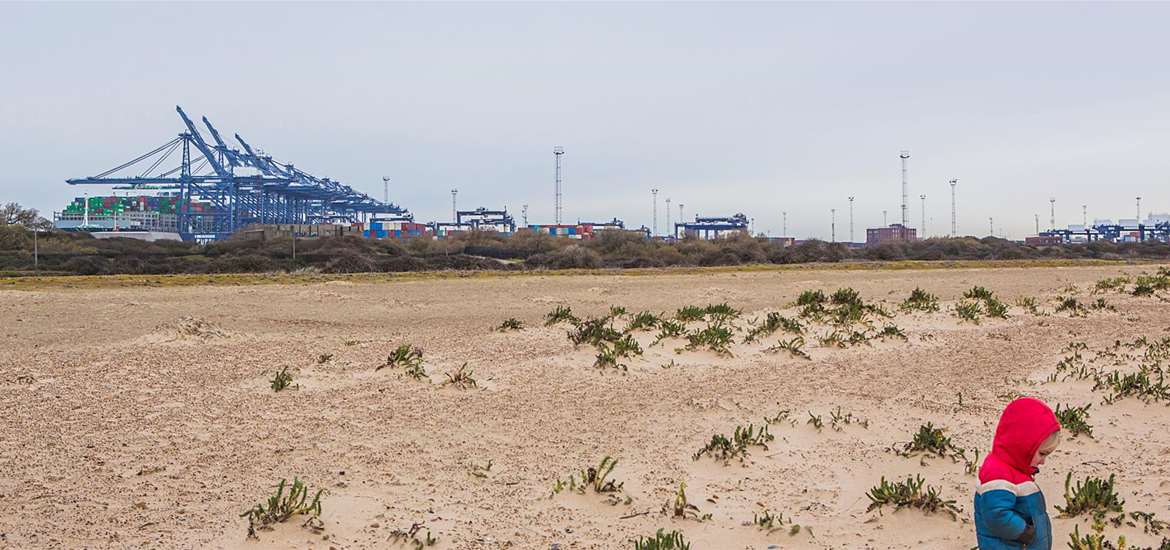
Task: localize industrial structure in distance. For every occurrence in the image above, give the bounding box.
[55,108,1167,247]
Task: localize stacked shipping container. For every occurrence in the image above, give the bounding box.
[528,224,595,239]
[363,220,433,239]
[62,195,200,217]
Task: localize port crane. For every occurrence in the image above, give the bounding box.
[66,106,405,242]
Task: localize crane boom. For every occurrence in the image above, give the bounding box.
[175,106,230,178]
[201,116,241,168]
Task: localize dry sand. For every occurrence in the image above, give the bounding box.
[2,264,1169,549]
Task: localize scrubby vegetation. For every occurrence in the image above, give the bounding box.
[388,522,438,548]
[442,363,478,389]
[1132,269,1170,297]
[1055,404,1094,438]
[866,475,959,519]
[545,305,578,326]
[379,344,424,371]
[954,300,984,323]
[674,303,740,324]
[806,412,825,431]
[675,305,706,322]
[663,481,711,521]
[1048,338,1170,406]
[270,367,294,392]
[627,311,664,331]
[377,344,430,381]
[8,214,1170,277]
[751,508,803,536]
[1067,525,1123,550]
[634,529,691,550]
[1057,296,1091,317]
[595,334,642,370]
[896,423,960,458]
[954,286,1008,322]
[1016,296,1044,315]
[496,317,523,331]
[1094,269,1170,298]
[568,316,622,347]
[552,456,629,505]
[828,407,869,431]
[900,287,940,312]
[561,310,647,370]
[894,423,979,473]
[682,322,735,356]
[240,478,324,538]
[693,424,773,463]
[1058,473,1125,522]
[765,336,810,359]
[651,319,687,346]
[743,312,803,343]
[1094,367,1170,404]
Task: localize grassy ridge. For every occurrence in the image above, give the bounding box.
[0,258,1154,290]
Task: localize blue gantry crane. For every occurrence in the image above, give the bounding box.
[66,106,406,242]
[673,213,750,240]
[1041,222,1170,244]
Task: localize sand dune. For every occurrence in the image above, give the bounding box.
[2,264,1168,549]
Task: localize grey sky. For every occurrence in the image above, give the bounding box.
[2,1,1168,240]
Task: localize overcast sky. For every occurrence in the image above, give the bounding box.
[2,2,1168,240]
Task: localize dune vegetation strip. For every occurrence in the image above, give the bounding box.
[0,257,1150,290]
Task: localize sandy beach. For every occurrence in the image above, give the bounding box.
[2,263,1168,549]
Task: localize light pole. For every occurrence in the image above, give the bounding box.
[651,188,659,237]
[521,204,528,226]
[847,196,855,243]
[782,211,788,236]
[553,146,564,224]
[949,179,957,237]
[989,217,994,237]
[883,209,888,227]
[665,198,672,238]
[920,194,927,238]
[830,208,836,243]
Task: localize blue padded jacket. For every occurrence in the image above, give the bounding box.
[973,479,1051,550]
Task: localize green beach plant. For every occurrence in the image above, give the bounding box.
[901,287,940,312]
[866,475,959,519]
[240,478,324,538]
[270,367,294,392]
[379,343,424,371]
[496,317,524,331]
[633,529,691,550]
[1055,404,1093,438]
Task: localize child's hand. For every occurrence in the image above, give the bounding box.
[1017,524,1035,544]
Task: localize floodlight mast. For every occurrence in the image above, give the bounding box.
[899,150,910,226]
[553,146,564,224]
[949,179,957,237]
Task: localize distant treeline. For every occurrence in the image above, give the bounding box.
[2,224,1170,276]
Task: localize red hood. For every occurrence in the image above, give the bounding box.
[989,397,1060,475]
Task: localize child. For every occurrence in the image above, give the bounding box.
[974,397,1062,550]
